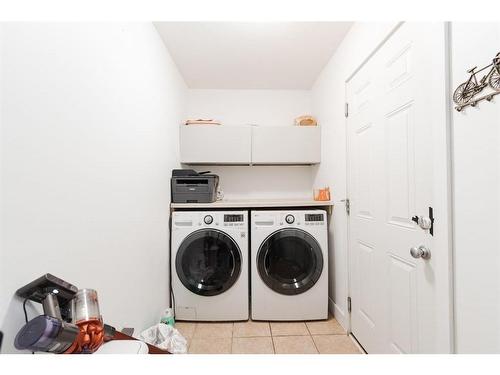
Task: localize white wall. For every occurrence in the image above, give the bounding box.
[187,89,311,127]
[202,165,314,201]
[0,23,187,353]
[186,89,314,200]
[451,22,500,353]
[0,28,3,350]
[311,22,398,329]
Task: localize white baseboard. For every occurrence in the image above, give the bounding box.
[329,297,350,333]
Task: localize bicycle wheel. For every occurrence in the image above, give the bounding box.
[453,81,476,104]
[488,68,500,91]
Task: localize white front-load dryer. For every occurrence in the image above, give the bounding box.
[251,210,328,321]
[171,210,248,321]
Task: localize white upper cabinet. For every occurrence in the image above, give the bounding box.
[180,125,252,164]
[180,125,321,165]
[251,126,321,164]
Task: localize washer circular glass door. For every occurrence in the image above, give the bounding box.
[257,228,323,295]
[176,229,242,296]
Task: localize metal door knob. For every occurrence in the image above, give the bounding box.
[410,245,431,260]
[419,217,433,230]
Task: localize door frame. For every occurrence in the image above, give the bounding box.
[344,22,455,353]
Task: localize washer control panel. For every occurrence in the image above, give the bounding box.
[223,214,245,227]
[172,211,247,229]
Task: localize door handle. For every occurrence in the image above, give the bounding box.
[410,245,431,260]
[411,207,434,236]
[412,216,432,230]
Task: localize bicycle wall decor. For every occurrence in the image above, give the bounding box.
[453,52,500,112]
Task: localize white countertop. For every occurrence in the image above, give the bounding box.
[170,199,333,209]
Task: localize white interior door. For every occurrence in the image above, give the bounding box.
[346,23,452,354]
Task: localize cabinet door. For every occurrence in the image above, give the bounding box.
[251,126,321,164]
[180,125,252,164]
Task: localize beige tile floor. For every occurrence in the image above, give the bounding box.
[175,316,364,354]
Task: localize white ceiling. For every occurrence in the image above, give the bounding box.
[154,22,352,89]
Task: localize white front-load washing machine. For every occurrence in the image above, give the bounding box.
[171,210,248,321]
[251,209,328,321]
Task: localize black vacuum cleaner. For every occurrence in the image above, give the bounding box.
[14,274,81,353]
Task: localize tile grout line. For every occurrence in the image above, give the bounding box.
[187,323,197,354]
[234,321,276,354]
[304,321,320,354]
[269,323,277,354]
[187,320,350,354]
[271,337,277,355]
[231,322,234,354]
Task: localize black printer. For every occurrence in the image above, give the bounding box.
[171,169,219,203]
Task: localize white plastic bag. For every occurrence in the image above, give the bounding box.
[139,323,187,354]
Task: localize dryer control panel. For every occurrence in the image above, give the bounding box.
[282,213,325,226]
[252,211,326,228]
[277,212,326,227]
[304,213,325,226]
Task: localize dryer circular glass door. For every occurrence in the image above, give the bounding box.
[257,228,323,295]
[176,229,242,296]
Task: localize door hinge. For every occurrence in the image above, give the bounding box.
[347,296,352,313]
[345,102,349,118]
[341,198,350,215]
